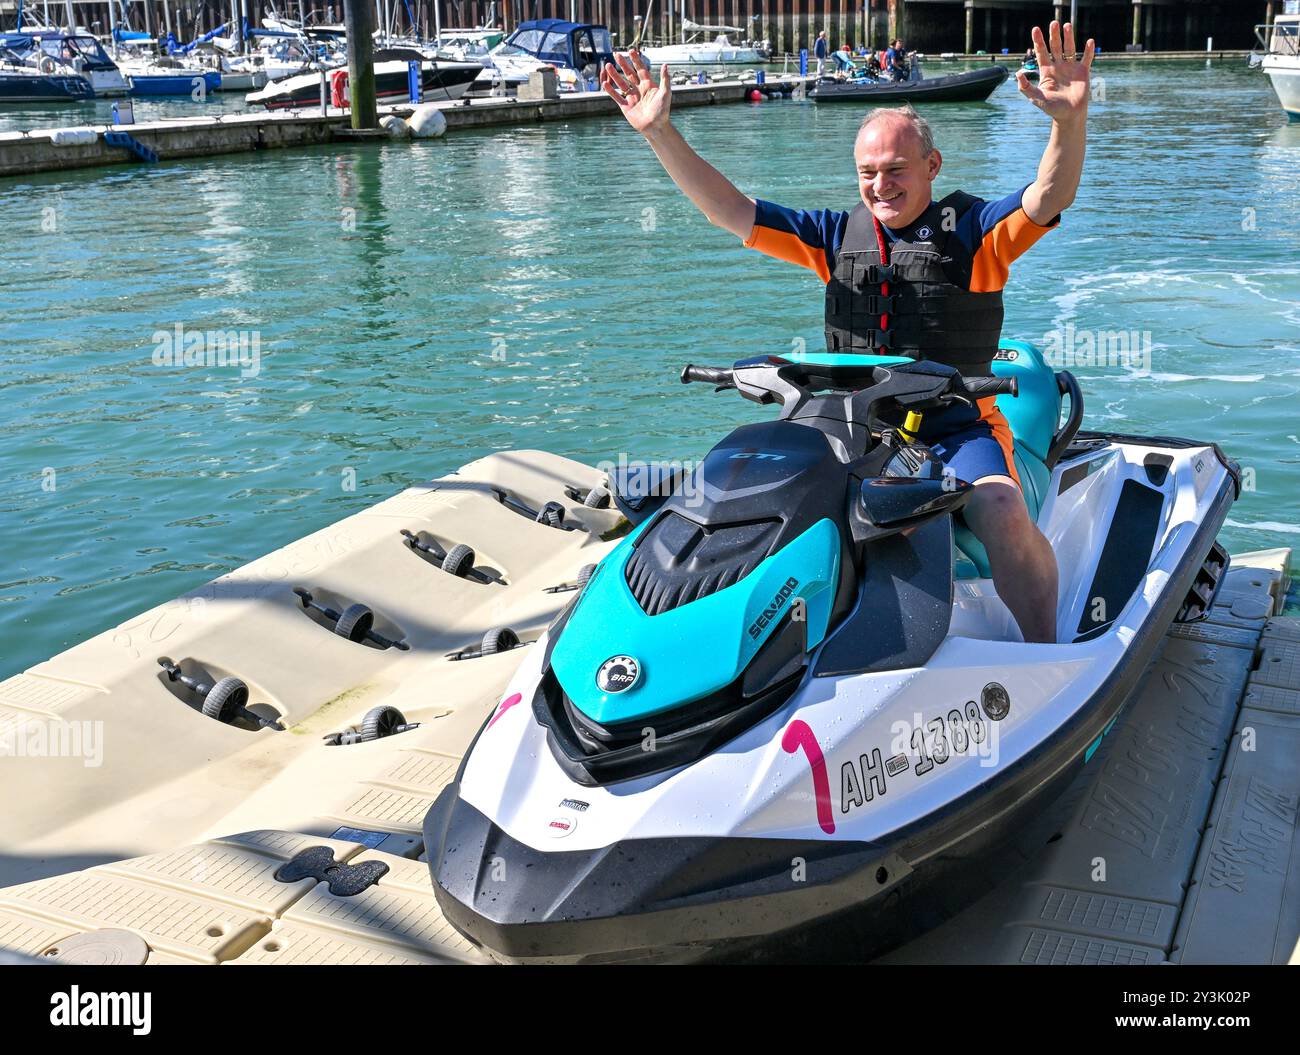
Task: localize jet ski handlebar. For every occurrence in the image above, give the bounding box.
[956,375,1018,399]
[681,362,1017,400]
[680,364,736,388]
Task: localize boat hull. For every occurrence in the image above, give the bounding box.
[127,70,222,96]
[247,59,481,109]
[0,72,93,101]
[428,733,1094,964]
[212,69,265,91]
[640,44,768,66]
[86,68,129,97]
[1262,56,1300,119]
[812,64,1008,103]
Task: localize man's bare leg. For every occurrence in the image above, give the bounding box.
[961,477,1059,643]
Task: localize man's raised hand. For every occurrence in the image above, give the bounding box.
[601,49,672,135]
[1017,21,1095,124]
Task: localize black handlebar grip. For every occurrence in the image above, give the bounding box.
[681,365,735,387]
[959,376,1019,399]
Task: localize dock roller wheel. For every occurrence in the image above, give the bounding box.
[359,705,407,742]
[441,543,475,577]
[334,603,374,643]
[577,564,595,587]
[481,627,519,655]
[202,677,249,723]
[583,487,611,509]
[536,501,565,528]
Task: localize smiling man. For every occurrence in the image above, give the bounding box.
[601,22,1094,644]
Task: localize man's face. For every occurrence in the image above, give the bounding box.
[854,118,941,229]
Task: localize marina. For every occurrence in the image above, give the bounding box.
[0,0,1297,1001]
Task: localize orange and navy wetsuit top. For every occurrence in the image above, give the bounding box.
[742,186,1057,487]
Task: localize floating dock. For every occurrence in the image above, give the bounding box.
[0,453,1292,965]
[0,78,805,179]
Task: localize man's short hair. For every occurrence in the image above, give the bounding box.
[858,104,936,156]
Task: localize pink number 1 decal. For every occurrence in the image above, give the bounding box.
[782,719,835,834]
[488,692,522,729]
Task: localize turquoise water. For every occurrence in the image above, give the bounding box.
[1,58,1297,679]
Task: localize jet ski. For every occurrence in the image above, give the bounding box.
[425,340,1240,964]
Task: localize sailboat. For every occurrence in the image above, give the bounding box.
[0,32,93,101]
[638,3,770,67]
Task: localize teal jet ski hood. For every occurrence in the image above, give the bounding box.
[550,518,840,725]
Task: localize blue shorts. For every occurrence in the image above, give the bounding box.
[920,418,1020,489]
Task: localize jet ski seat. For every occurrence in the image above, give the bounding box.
[954,340,1081,579]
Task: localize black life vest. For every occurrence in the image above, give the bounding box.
[824,191,1004,375]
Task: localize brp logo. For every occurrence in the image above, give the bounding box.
[546,816,577,838]
[596,655,641,694]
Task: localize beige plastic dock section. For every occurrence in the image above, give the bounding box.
[0,450,621,888]
[0,448,1295,965]
[0,830,484,964]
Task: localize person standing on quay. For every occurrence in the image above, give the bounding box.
[814,30,828,78]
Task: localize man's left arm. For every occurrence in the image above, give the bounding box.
[1018,21,1095,225]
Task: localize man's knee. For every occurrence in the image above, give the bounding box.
[966,480,1031,539]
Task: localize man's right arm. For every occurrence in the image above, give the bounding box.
[602,50,755,241]
[602,50,844,274]
[641,121,756,241]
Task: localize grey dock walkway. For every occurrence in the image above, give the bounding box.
[880,547,1298,965]
[0,78,805,179]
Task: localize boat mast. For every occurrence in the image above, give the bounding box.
[634,0,654,46]
[62,0,73,32]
